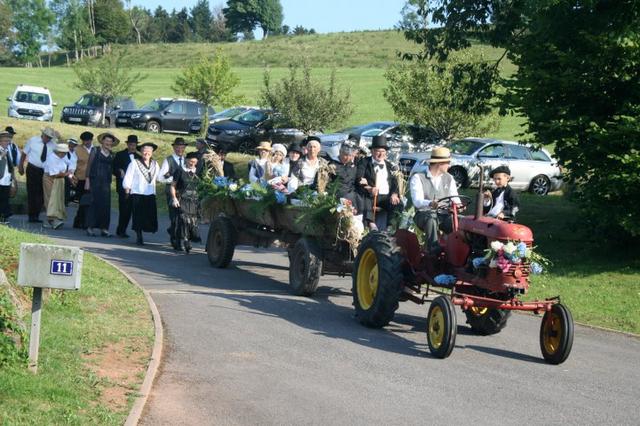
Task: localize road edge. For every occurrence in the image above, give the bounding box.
[93,256,164,426]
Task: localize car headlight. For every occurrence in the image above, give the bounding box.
[62,107,69,113]
[8,105,16,111]
[131,113,141,119]
[224,129,247,135]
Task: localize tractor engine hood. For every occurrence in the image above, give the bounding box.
[459,216,533,242]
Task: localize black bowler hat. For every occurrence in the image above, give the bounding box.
[370,134,388,150]
[490,165,511,177]
[172,137,188,146]
[288,141,303,154]
[302,135,320,146]
[185,151,199,160]
[5,126,16,135]
[126,134,139,144]
[137,142,158,152]
[80,131,94,141]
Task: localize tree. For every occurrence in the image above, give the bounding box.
[400,0,640,236]
[167,8,192,43]
[384,51,499,141]
[190,0,213,42]
[93,0,130,45]
[210,5,236,42]
[260,63,354,134]
[73,50,147,125]
[50,0,95,61]
[125,1,151,45]
[223,0,283,39]
[172,52,244,135]
[148,6,170,42]
[6,0,54,65]
[0,1,15,64]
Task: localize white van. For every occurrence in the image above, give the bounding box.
[7,84,56,121]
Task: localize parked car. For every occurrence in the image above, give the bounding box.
[61,94,135,127]
[209,106,257,124]
[399,138,563,195]
[338,121,398,138]
[206,109,312,152]
[116,98,213,134]
[7,84,56,121]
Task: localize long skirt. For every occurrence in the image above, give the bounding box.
[87,181,111,229]
[131,194,158,233]
[42,173,54,214]
[46,177,67,221]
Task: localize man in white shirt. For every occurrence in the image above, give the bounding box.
[19,127,57,223]
[409,146,461,254]
[159,137,187,246]
[0,131,16,223]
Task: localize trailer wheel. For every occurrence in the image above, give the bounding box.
[289,238,322,296]
[464,307,511,335]
[206,216,236,268]
[540,303,574,364]
[352,232,403,328]
[426,296,457,359]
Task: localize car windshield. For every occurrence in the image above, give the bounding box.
[361,129,384,137]
[231,110,267,125]
[76,95,102,107]
[448,140,485,155]
[339,122,395,134]
[140,100,171,111]
[215,107,248,119]
[15,91,50,105]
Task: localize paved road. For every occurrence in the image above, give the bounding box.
[12,211,640,425]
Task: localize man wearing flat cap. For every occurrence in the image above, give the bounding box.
[19,127,58,223]
[409,146,461,254]
[355,134,401,230]
[160,137,188,246]
[483,165,519,220]
[113,135,141,237]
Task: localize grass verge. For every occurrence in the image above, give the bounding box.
[0,225,154,424]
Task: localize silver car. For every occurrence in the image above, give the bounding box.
[399,138,563,195]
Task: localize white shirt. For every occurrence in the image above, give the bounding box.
[286,158,319,192]
[0,149,11,186]
[487,190,505,217]
[44,153,68,176]
[372,161,390,195]
[410,169,460,209]
[123,159,160,195]
[23,136,55,168]
[159,154,184,183]
[66,151,77,174]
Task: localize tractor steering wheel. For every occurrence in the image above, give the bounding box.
[435,195,472,214]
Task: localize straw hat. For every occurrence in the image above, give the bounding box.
[54,143,69,153]
[67,138,79,145]
[256,141,272,152]
[97,132,120,147]
[429,147,452,163]
[41,127,56,138]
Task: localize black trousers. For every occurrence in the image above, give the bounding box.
[26,163,44,220]
[166,193,179,240]
[363,194,402,227]
[0,185,11,220]
[73,180,88,228]
[116,189,133,235]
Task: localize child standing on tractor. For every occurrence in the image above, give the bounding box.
[483,165,520,220]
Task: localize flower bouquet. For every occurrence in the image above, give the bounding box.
[472,240,550,275]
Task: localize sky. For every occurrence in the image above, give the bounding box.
[130,0,407,34]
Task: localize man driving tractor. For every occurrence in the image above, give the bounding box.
[409,146,461,254]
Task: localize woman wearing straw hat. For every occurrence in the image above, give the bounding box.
[85,132,118,236]
[44,143,73,229]
[248,141,272,183]
[409,146,461,254]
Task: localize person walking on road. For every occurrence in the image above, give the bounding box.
[159,137,187,247]
[19,127,56,223]
[44,143,73,230]
[72,131,94,229]
[113,135,141,238]
[169,152,201,253]
[0,131,17,224]
[85,132,118,237]
[4,126,21,169]
[123,142,160,246]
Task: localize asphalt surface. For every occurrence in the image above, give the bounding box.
[11,209,640,426]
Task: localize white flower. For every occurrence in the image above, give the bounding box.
[489,258,498,268]
[229,183,238,191]
[490,241,504,252]
[503,242,517,255]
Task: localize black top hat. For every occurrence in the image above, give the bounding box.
[5,126,16,135]
[126,134,139,144]
[172,137,188,146]
[185,151,199,160]
[490,165,511,177]
[80,131,94,141]
[370,134,388,150]
[288,141,304,154]
[137,142,158,152]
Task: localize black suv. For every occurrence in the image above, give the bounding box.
[206,109,307,152]
[61,94,135,127]
[115,98,214,134]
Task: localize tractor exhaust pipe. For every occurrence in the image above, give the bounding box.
[475,163,484,219]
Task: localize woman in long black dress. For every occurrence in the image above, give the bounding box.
[169,152,201,253]
[85,132,118,236]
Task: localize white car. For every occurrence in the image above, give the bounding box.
[7,84,56,121]
[399,138,563,195]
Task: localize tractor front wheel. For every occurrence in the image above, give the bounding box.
[540,303,574,364]
[352,232,403,328]
[465,307,511,335]
[426,296,457,358]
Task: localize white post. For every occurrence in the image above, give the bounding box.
[28,287,43,373]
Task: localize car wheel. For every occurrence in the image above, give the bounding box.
[449,166,468,188]
[530,174,551,196]
[146,120,161,133]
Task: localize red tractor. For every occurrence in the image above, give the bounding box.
[352,167,574,364]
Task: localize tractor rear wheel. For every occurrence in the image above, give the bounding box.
[465,307,511,335]
[289,238,323,296]
[206,216,236,268]
[352,232,403,328]
[426,296,457,358]
[540,303,574,364]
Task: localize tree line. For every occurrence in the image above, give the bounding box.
[0,0,315,66]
